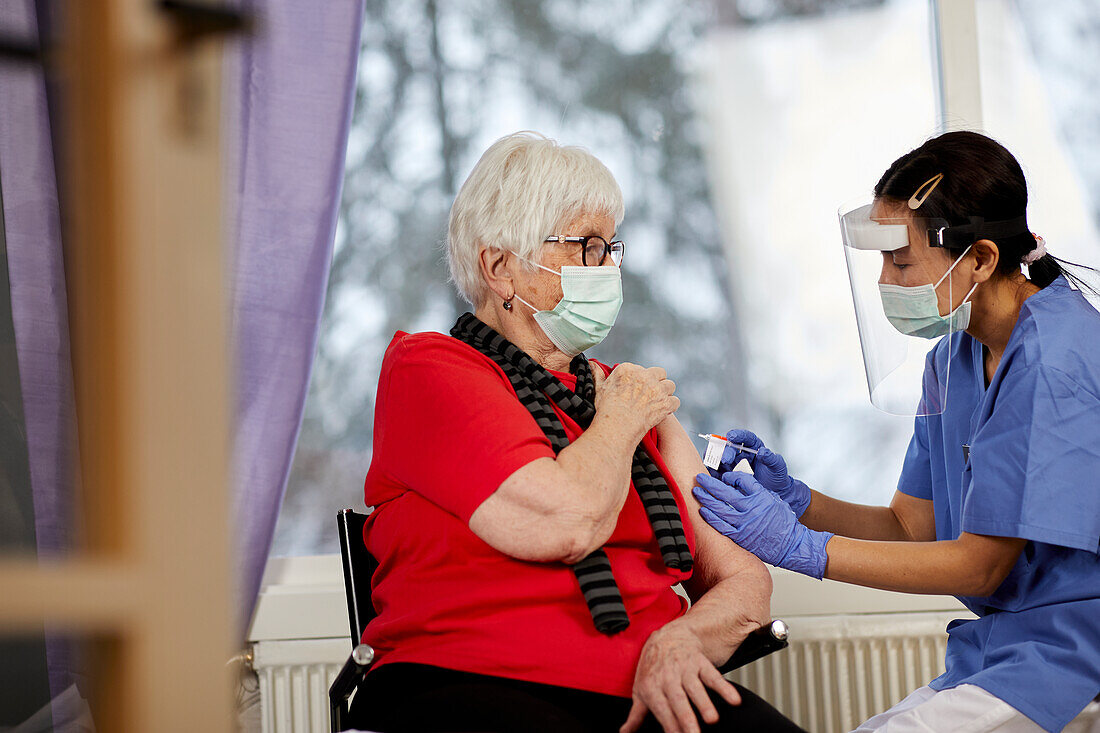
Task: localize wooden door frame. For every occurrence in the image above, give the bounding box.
[0,1,232,729]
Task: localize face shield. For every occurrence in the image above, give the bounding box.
[839,199,975,417]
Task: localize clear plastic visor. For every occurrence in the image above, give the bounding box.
[839,199,973,417]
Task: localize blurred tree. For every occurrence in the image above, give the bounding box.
[717,0,879,26]
[273,0,754,554]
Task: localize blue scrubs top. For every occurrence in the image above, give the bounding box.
[898,276,1100,732]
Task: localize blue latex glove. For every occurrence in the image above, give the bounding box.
[693,471,833,580]
[718,429,811,518]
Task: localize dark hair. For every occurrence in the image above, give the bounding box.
[874,130,1097,293]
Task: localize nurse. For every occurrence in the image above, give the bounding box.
[693,131,1100,732]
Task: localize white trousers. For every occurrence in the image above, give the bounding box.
[851,684,1100,733]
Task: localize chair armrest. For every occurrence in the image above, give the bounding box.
[717,619,789,675]
[329,644,375,732]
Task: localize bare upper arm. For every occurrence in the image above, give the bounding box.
[956,532,1027,594]
[654,416,772,600]
[889,490,937,542]
[468,457,587,563]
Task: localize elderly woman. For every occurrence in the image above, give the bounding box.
[349,132,799,733]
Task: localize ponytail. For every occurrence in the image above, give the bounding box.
[1027,253,1061,289]
[1030,254,1100,297]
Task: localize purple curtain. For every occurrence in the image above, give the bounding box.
[228,0,365,630]
[0,1,76,563]
[0,0,79,706]
[2,0,363,665]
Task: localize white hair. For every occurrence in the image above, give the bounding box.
[446,131,625,306]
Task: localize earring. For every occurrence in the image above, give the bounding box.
[503,298,513,311]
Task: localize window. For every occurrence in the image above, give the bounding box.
[274,0,1089,555]
[976,0,1100,279]
[694,0,937,508]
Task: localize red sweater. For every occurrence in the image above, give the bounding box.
[362,331,695,697]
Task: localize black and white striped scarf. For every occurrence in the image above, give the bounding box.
[450,312,692,634]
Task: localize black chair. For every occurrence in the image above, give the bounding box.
[328,508,790,732]
[329,508,378,732]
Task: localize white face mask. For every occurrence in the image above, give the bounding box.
[878,246,979,339]
[513,260,623,357]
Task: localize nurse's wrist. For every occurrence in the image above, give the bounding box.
[785,478,811,518]
[778,525,833,580]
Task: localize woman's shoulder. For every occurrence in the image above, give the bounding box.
[381,330,508,381]
[1010,283,1100,385]
[385,329,482,361]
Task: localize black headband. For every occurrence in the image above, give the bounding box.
[923,215,1030,250]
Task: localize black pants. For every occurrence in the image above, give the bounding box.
[348,663,804,733]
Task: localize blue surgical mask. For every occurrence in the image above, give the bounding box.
[514,261,623,357]
[878,246,978,338]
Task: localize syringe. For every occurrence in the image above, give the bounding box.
[698,433,759,471]
[697,433,759,455]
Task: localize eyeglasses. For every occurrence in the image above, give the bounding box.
[544,235,625,267]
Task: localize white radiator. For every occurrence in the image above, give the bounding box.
[251,612,960,733]
[253,638,349,733]
[727,612,956,732]
[247,556,970,733]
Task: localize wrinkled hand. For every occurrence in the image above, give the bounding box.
[620,624,740,733]
[595,363,679,439]
[717,430,811,518]
[693,472,832,579]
